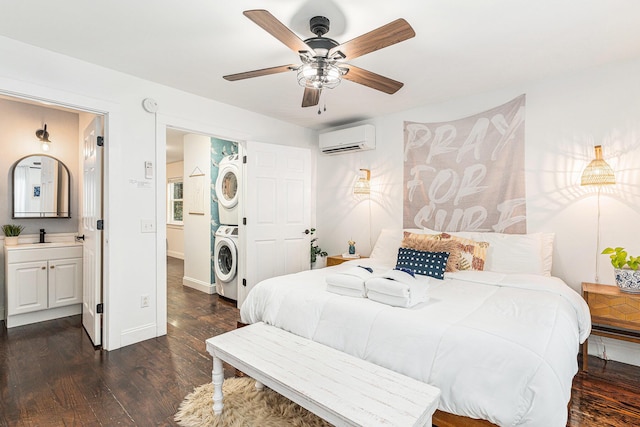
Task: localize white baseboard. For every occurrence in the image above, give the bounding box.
[588,336,640,367]
[6,304,81,328]
[167,251,184,260]
[183,276,216,294]
[120,322,157,348]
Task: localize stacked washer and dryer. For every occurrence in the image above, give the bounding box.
[214,154,241,301]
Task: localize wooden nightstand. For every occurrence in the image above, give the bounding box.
[581,282,640,371]
[326,255,369,267]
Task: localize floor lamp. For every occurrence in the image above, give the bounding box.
[580,145,616,283]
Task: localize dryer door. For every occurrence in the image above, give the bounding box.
[214,238,237,282]
[216,164,239,209]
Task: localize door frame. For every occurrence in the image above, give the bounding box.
[155,114,248,333]
[0,76,118,349]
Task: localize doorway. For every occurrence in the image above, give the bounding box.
[163,126,241,314]
[0,93,105,347]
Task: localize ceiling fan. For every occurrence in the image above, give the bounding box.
[223,9,416,108]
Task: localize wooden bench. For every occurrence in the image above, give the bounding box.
[205,322,440,427]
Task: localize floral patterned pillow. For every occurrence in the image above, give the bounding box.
[401,231,461,272]
[439,233,489,271]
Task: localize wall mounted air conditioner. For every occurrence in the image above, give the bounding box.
[319,124,375,155]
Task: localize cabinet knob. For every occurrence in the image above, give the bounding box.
[41,266,46,270]
[50,265,55,269]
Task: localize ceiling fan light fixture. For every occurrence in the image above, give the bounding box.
[297,61,342,90]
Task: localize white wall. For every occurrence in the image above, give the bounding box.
[0,35,315,350]
[317,58,640,366]
[166,160,184,259]
[182,135,213,293]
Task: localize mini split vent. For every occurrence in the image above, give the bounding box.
[318,124,375,155]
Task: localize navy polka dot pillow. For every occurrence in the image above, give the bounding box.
[396,248,450,279]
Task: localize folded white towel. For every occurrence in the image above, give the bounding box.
[326,283,367,298]
[364,268,429,307]
[325,266,373,298]
[366,290,425,308]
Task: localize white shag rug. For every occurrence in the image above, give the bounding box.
[175,377,333,427]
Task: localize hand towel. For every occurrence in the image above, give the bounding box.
[365,268,429,307]
[325,266,373,298]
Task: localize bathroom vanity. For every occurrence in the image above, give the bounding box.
[4,241,83,328]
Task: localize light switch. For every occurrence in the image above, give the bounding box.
[141,219,155,233]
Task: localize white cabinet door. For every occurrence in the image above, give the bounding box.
[48,258,83,308]
[7,261,48,315]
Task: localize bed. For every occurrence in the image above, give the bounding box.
[240,229,591,427]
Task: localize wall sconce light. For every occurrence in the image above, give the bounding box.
[353,168,371,195]
[580,145,616,283]
[36,124,52,152]
[580,145,615,186]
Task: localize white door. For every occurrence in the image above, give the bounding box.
[81,116,103,346]
[240,142,311,307]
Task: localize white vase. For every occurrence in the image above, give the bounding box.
[4,236,19,246]
[311,256,327,270]
[614,268,640,293]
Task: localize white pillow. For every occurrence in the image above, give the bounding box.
[540,232,555,276]
[423,228,554,276]
[369,228,436,265]
[369,229,404,264]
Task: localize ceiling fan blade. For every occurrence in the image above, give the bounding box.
[244,9,313,54]
[342,65,404,94]
[329,18,415,60]
[223,64,297,81]
[302,87,321,107]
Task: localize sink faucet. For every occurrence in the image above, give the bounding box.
[40,228,46,244]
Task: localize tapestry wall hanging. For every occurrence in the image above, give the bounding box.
[403,94,527,233]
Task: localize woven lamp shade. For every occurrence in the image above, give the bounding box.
[581,145,615,186]
[353,169,371,195]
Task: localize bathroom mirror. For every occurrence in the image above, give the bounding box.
[12,155,71,218]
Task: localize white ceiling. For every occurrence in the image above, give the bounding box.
[1,1,640,132]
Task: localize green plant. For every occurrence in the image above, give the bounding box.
[310,228,328,264]
[602,247,640,270]
[2,224,24,237]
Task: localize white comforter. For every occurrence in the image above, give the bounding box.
[240,259,591,427]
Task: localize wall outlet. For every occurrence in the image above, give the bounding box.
[141,295,150,308]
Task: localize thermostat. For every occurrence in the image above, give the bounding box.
[145,161,154,179]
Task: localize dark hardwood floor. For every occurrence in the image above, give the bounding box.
[0,257,239,426]
[1,256,640,426]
